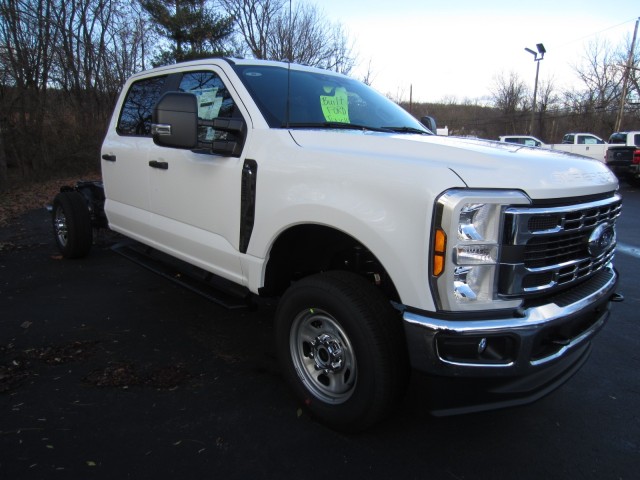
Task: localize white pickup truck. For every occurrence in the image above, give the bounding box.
[499,133,608,162]
[52,58,623,431]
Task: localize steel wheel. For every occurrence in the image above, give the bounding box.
[290,307,357,404]
[53,203,70,248]
[276,271,409,431]
[51,191,92,258]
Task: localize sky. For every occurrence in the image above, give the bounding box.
[316,0,639,103]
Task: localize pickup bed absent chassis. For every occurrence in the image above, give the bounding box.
[51,58,623,432]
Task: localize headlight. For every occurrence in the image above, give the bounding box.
[430,189,530,312]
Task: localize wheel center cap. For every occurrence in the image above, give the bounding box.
[311,334,344,372]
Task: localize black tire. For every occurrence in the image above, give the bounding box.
[52,191,93,258]
[275,271,409,432]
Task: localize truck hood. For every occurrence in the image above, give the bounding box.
[289,130,618,199]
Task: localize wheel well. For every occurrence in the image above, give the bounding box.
[60,181,108,229]
[261,224,399,301]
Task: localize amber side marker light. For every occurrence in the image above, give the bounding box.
[433,229,446,276]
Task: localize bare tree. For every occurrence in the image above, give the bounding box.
[360,58,375,86]
[0,111,6,192]
[533,78,559,140]
[0,0,154,187]
[490,71,529,133]
[222,0,356,73]
[105,4,156,92]
[0,0,58,176]
[572,39,621,110]
[220,0,284,59]
[557,39,627,136]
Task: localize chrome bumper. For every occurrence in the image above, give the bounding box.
[403,264,618,378]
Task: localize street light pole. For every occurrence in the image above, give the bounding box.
[525,43,546,136]
[614,18,639,132]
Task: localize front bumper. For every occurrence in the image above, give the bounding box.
[402,264,618,379]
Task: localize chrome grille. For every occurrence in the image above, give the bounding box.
[499,194,621,297]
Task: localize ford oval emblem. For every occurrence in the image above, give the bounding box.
[587,223,616,258]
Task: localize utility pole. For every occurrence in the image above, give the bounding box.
[409,84,413,113]
[525,44,546,136]
[615,17,639,132]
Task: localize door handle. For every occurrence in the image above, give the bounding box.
[102,154,116,162]
[148,160,169,170]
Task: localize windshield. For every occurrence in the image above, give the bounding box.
[233,64,430,133]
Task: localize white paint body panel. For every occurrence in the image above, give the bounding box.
[102,59,618,312]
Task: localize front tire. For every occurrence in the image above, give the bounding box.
[52,191,92,258]
[275,271,409,431]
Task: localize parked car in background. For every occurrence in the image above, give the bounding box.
[605,131,640,186]
[498,135,544,147]
[556,133,608,161]
[499,133,607,162]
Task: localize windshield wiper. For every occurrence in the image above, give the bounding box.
[286,122,430,134]
[381,126,430,134]
[286,122,386,132]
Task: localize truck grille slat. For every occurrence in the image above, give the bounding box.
[500,194,621,297]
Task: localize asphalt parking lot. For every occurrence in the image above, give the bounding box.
[1,184,639,479]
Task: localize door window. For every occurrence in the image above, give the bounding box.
[117,76,167,136]
[179,71,240,143]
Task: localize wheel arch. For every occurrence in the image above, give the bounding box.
[260,223,400,302]
[59,181,108,229]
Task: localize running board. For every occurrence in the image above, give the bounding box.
[112,240,253,310]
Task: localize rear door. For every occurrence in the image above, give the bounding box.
[102,74,170,237]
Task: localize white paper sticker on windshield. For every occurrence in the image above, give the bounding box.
[194,88,222,120]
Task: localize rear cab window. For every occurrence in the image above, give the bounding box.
[608,133,626,144]
[117,76,168,136]
[579,135,603,144]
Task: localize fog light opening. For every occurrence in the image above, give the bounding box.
[437,334,516,365]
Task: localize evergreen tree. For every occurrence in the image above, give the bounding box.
[140,0,234,66]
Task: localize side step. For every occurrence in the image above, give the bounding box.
[112,240,253,310]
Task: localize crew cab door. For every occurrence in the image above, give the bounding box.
[102,74,169,236]
[147,68,250,284]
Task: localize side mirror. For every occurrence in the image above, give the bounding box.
[152,92,198,149]
[209,118,246,157]
[152,92,247,157]
[420,115,437,134]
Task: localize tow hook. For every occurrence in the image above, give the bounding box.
[610,292,624,303]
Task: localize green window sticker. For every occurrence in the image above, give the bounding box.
[320,87,350,123]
